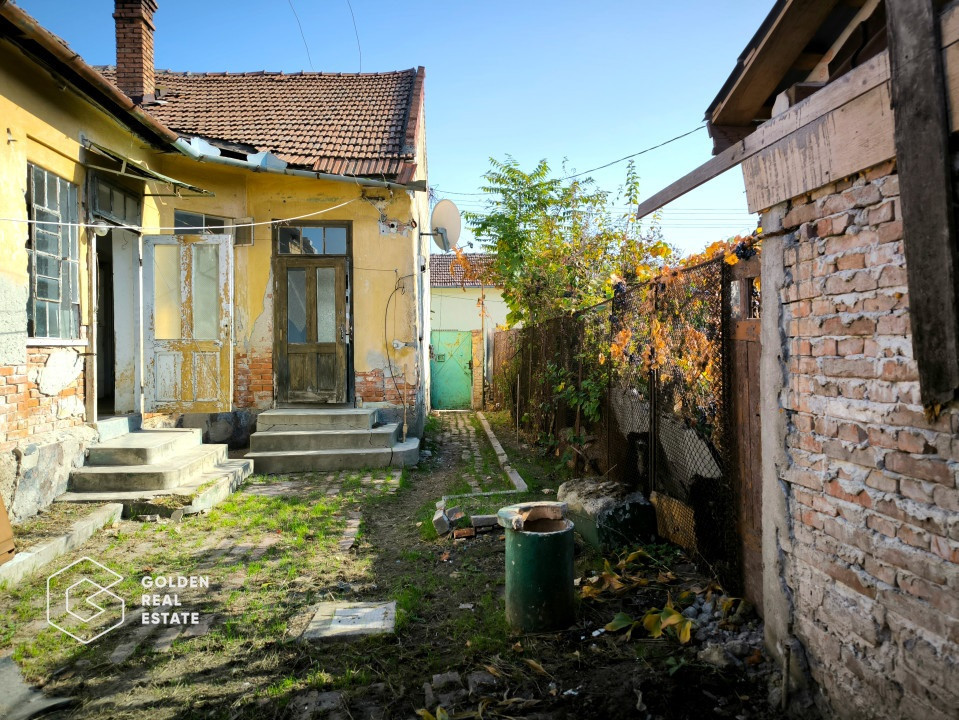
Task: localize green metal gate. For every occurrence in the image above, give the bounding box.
[430,330,473,409]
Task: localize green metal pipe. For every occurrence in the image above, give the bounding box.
[503,517,575,633]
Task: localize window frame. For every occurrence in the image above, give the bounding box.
[274,221,351,257]
[173,209,229,234]
[26,163,80,340]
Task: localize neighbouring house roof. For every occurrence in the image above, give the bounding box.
[430,254,500,288]
[97,66,425,180]
[0,1,179,150]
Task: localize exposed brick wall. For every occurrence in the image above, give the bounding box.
[0,347,86,452]
[762,158,959,720]
[355,368,414,406]
[471,330,483,409]
[234,351,273,410]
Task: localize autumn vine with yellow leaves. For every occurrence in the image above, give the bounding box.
[461,155,760,452]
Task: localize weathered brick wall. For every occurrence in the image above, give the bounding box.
[761,158,959,719]
[234,351,273,409]
[356,368,416,407]
[0,347,94,522]
[471,330,482,410]
[0,347,86,452]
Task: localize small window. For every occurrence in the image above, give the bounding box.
[27,164,80,339]
[174,210,252,246]
[277,224,349,255]
[174,210,228,233]
[92,176,140,226]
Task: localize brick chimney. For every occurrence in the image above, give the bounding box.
[113,0,158,102]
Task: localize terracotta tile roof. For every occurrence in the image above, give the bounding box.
[97,67,421,177]
[430,254,501,288]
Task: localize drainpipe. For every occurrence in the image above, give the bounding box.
[173,138,423,193]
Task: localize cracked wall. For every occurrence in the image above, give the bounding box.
[758,160,959,720]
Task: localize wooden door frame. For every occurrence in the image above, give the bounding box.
[271,221,353,405]
[726,255,763,613]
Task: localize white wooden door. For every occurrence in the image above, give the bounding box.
[143,234,233,413]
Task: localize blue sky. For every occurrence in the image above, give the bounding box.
[18,0,771,254]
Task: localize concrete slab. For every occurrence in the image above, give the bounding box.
[57,459,252,517]
[0,503,123,588]
[87,429,201,466]
[300,601,396,641]
[69,444,229,492]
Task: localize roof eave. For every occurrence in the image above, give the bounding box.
[705,0,841,153]
[0,0,180,151]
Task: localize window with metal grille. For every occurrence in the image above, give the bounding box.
[27,164,80,339]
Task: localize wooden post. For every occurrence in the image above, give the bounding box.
[887,0,959,406]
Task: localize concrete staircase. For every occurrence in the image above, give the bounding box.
[246,408,419,473]
[60,419,252,514]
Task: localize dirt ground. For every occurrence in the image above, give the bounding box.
[0,411,785,719]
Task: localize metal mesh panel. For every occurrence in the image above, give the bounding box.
[488,257,740,589]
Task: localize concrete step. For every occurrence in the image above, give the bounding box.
[246,438,420,473]
[59,458,253,516]
[69,444,228,492]
[94,414,142,443]
[87,429,202,466]
[249,423,401,452]
[256,408,378,431]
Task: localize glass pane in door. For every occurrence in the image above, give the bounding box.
[316,267,336,342]
[287,268,307,343]
[154,244,181,339]
[193,244,219,340]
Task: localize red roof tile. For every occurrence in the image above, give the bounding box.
[97,67,421,178]
[430,254,500,288]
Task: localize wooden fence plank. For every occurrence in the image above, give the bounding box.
[888,0,959,406]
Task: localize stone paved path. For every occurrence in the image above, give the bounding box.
[438,411,484,492]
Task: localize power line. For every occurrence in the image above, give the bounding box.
[288,0,314,71]
[433,124,707,197]
[0,199,359,234]
[345,0,362,72]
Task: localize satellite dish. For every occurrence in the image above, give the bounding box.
[430,199,461,252]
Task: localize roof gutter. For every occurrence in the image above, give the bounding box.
[173,137,425,192]
[0,0,179,150]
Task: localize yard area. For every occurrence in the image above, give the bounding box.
[1,412,782,719]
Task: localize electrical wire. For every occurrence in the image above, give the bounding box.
[432,125,706,197]
[287,0,315,71]
[345,0,362,72]
[384,273,415,420]
[0,198,359,234]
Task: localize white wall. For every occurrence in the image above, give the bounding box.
[430,287,509,332]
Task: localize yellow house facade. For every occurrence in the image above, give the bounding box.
[0,1,429,522]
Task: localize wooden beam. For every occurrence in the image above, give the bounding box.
[636,51,890,218]
[711,0,841,127]
[887,0,959,407]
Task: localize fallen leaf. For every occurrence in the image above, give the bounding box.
[523,659,550,676]
[415,711,436,720]
[440,552,451,562]
[605,612,635,632]
[745,648,764,666]
[483,664,501,678]
[512,642,524,653]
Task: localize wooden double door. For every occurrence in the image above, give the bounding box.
[275,256,348,403]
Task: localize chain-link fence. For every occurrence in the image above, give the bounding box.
[489,256,741,588]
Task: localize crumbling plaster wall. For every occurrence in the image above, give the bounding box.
[757,159,959,720]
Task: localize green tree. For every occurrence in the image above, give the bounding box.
[464,157,673,326]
